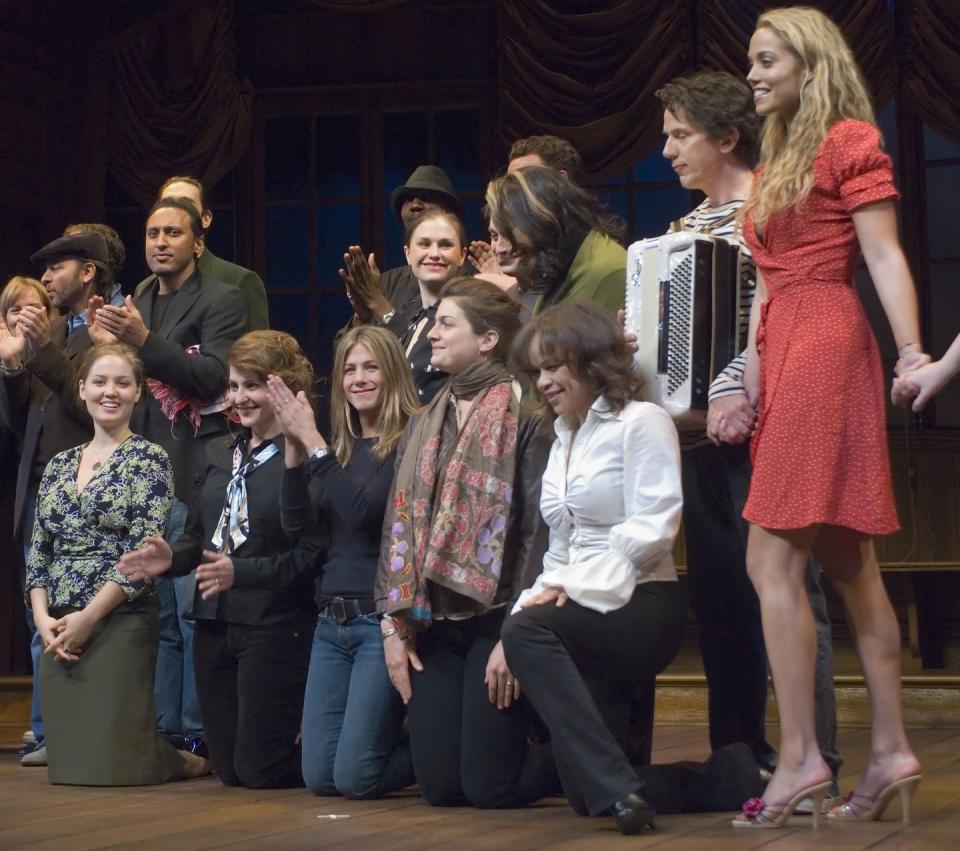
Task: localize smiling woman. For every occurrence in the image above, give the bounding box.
[25,343,208,786]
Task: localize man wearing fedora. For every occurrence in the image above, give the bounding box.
[2,231,123,767]
[338,165,470,340]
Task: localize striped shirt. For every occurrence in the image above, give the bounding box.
[673,198,756,449]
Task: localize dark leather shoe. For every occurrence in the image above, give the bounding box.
[611,790,656,834]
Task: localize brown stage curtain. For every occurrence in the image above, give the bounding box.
[495,0,688,182]
[497,0,898,181]
[106,0,252,206]
[902,0,960,144]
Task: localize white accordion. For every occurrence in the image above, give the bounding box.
[625,231,744,427]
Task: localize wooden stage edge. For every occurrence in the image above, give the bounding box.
[1,726,959,850]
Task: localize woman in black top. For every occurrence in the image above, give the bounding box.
[265,325,420,798]
[120,330,323,788]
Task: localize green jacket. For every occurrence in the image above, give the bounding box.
[533,230,626,317]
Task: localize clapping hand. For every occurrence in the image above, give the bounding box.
[339,246,392,322]
[467,240,501,275]
[85,296,119,346]
[0,315,27,365]
[117,536,174,580]
[16,305,53,351]
[94,296,148,347]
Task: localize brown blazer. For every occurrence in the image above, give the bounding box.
[7,318,94,546]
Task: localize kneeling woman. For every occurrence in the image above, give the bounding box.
[378,278,557,808]
[265,326,420,798]
[27,344,206,784]
[503,301,685,834]
[120,331,323,788]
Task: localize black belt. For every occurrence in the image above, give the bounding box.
[319,596,378,624]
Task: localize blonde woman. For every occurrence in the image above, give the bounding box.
[264,326,420,798]
[729,6,924,827]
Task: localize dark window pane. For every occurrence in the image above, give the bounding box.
[205,208,235,262]
[924,124,960,161]
[317,203,362,287]
[928,261,960,426]
[315,114,361,197]
[315,292,355,375]
[267,293,312,348]
[600,171,630,187]
[382,111,429,192]
[266,205,310,285]
[265,117,310,200]
[461,198,485,244]
[434,110,481,192]
[633,150,676,183]
[633,188,691,242]
[382,201,406,271]
[206,172,236,206]
[925,165,960,259]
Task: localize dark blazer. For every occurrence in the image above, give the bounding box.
[137,250,269,332]
[132,269,247,502]
[6,318,93,544]
[169,434,322,626]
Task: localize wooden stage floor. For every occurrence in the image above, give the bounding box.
[2,726,959,850]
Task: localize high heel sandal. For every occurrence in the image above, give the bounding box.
[733,780,833,829]
[827,774,922,824]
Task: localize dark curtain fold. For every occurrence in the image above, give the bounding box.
[902,0,960,144]
[496,0,689,181]
[498,0,899,180]
[106,0,252,206]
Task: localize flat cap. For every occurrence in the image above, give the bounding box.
[30,232,109,266]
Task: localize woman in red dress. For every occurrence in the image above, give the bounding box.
[726,7,926,828]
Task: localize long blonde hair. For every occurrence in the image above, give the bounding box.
[742,6,876,226]
[330,326,420,466]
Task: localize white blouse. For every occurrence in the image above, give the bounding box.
[514,398,683,615]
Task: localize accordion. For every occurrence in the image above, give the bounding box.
[625,231,744,427]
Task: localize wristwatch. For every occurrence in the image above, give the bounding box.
[379,309,396,325]
[310,445,331,461]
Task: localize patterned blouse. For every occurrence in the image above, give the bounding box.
[26,434,173,608]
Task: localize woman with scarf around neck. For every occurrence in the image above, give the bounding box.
[25,343,209,784]
[377,277,559,808]
[502,302,685,834]
[263,326,420,799]
[119,331,323,789]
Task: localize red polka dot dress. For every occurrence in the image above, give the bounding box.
[743,120,899,535]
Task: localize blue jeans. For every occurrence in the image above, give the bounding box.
[300,612,414,798]
[22,482,43,747]
[153,498,203,739]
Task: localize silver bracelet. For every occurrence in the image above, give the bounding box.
[381,626,399,640]
[1,361,25,376]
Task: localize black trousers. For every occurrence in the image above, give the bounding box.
[406,608,559,808]
[502,581,684,817]
[193,616,313,788]
[681,442,774,764]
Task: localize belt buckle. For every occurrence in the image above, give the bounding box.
[330,597,348,624]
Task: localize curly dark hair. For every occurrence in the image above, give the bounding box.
[438,277,523,363]
[484,166,623,296]
[508,135,584,182]
[512,300,643,415]
[655,71,762,168]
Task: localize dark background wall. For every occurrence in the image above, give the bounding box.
[1,0,958,672]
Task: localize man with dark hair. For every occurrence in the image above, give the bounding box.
[64,223,127,289]
[2,231,119,766]
[338,165,470,340]
[145,175,269,330]
[94,196,248,759]
[655,71,841,810]
[507,134,584,182]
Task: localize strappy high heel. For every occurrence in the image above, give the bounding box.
[828,774,922,824]
[733,779,833,829]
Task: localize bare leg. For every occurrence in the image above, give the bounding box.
[744,523,831,808]
[814,527,920,796]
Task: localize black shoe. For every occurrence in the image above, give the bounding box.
[184,736,209,760]
[610,790,656,834]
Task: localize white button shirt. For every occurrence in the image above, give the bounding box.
[514,398,683,615]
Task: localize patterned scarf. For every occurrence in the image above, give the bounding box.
[211,437,279,555]
[383,359,520,628]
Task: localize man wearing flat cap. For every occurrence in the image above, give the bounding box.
[2,230,123,767]
[338,164,472,342]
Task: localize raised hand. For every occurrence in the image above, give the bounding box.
[117,536,174,580]
[85,296,120,346]
[338,246,392,322]
[16,304,53,350]
[467,240,501,274]
[0,315,27,365]
[94,296,148,347]
[265,374,325,451]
